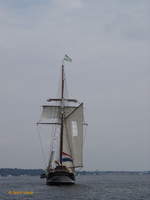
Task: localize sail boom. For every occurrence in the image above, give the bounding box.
[47,98,78,103]
[37,122,61,125]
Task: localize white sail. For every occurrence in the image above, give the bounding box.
[41,106,60,122]
[39,105,76,123]
[62,123,74,167]
[63,103,84,168]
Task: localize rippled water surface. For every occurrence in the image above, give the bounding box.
[0,174,150,200]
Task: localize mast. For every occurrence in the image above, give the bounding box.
[60,64,64,165]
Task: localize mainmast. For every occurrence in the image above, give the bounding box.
[60,64,64,165]
[45,55,72,165]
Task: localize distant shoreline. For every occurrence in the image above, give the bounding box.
[0,168,150,176]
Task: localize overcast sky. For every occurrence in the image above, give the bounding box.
[0,0,149,170]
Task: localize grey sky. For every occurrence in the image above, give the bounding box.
[0,0,149,170]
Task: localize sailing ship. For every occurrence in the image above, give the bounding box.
[37,55,86,185]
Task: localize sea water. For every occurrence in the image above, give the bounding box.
[0,173,150,200]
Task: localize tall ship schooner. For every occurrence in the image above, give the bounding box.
[37,55,86,185]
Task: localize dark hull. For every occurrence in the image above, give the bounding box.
[46,171,75,185]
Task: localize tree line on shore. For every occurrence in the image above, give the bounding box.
[0,168,149,176]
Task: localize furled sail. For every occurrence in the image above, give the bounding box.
[63,103,84,168]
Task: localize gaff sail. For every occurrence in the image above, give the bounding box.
[63,103,84,168]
